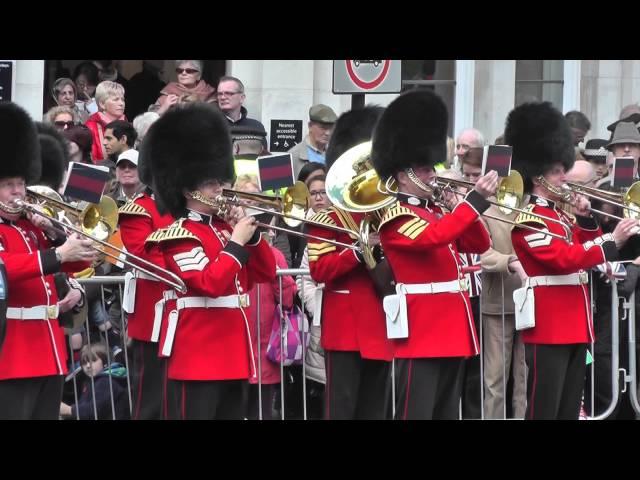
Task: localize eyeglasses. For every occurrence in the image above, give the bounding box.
[309,190,327,198]
[54,121,75,129]
[176,68,199,75]
[216,91,242,97]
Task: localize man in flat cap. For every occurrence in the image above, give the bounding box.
[597,121,640,187]
[289,104,338,178]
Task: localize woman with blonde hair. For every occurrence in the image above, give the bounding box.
[84,81,127,162]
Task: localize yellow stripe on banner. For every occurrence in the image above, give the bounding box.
[397,217,422,234]
[403,220,427,238]
[407,224,427,240]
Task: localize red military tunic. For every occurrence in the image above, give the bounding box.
[307,207,393,361]
[149,210,276,381]
[118,192,174,342]
[378,192,491,359]
[511,195,617,345]
[0,218,86,380]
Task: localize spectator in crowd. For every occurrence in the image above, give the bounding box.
[289,162,327,268]
[234,174,296,420]
[152,60,216,116]
[597,121,640,187]
[125,60,166,120]
[289,104,338,177]
[85,81,127,162]
[63,125,93,164]
[217,75,265,132]
[113,149,144,205]
[59,343,130,420]
[231,124,268,178]
[73,62,100,116]
[583,139,609,181]
[565,110,591,147]
[48,78,91,123]
[44,105,78,131]
[102,120,137,167]
[94,60,129,91]
[295,172,331,419]
[132,111,160,149]
[454,128,485,170]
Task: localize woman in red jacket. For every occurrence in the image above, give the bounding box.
[84,81,127,163]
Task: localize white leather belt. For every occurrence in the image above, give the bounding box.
[177,294,250,310]
[150,289,178,343]
[528,272,588,287]
[136,271,159,282]
[7,305,59,320]
[400,279,468,295]
[160,294,250,357]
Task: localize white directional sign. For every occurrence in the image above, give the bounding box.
[333,60,402,94]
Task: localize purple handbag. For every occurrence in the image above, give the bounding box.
[266,304,309,366]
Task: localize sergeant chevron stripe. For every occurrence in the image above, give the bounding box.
[173,246,210,272]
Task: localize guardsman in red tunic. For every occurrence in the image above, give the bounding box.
[143,103,276,420]
[505,102,636,420]
[0,102,96,420]
[370,90,497,419]
[118,184,174,419]
[306,105,393,420]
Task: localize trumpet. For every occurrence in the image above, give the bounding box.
[12,189,187,294]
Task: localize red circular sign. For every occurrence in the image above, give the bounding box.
[345,60,390,90]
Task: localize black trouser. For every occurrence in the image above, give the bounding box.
[394,357,465,420]
[247,383,277,420]
[131,339,164,420]
[324,350,391,420]
[0,375,64,420]
[525,343,587,420]
[461,296,481,419]
[167,379,245,420]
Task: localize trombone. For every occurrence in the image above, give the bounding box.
[15,189,187,294]
[432,171,571,240]
[197,184,364,252]
[562,181,640,221]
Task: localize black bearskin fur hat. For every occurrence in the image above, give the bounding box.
[504,101,575,193]
[33,122,69,190]
[325,105,385,170]
[371,90,448,180]
[141,103,234,218]
[0,102,41,183]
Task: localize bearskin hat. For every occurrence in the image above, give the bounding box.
[0,102,41,183]
[371,90,448,180]
[504,101,575,193]
[140,103,234,218]
[33,122,69,190]
[325,105,385,170]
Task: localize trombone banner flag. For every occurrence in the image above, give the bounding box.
[62,162,111,204]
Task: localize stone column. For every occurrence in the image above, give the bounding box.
[474,60,516,144]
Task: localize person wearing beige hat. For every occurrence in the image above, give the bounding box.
[289,104,338,177]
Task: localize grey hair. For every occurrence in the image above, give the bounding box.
[43,105,79,124]
[133,111,160,147]
[175,60,203,72]
[456,128,485,147]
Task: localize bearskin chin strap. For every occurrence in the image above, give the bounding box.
[0,198,23,215]
[535,175,572,202]
[188,190,217,208]
[406,168,439,197]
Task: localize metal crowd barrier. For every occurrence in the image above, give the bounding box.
[67,267,640,421]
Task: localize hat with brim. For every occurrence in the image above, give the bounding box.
[607,113,640,133]
[606,122,640,149]
[583,138,608,163]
